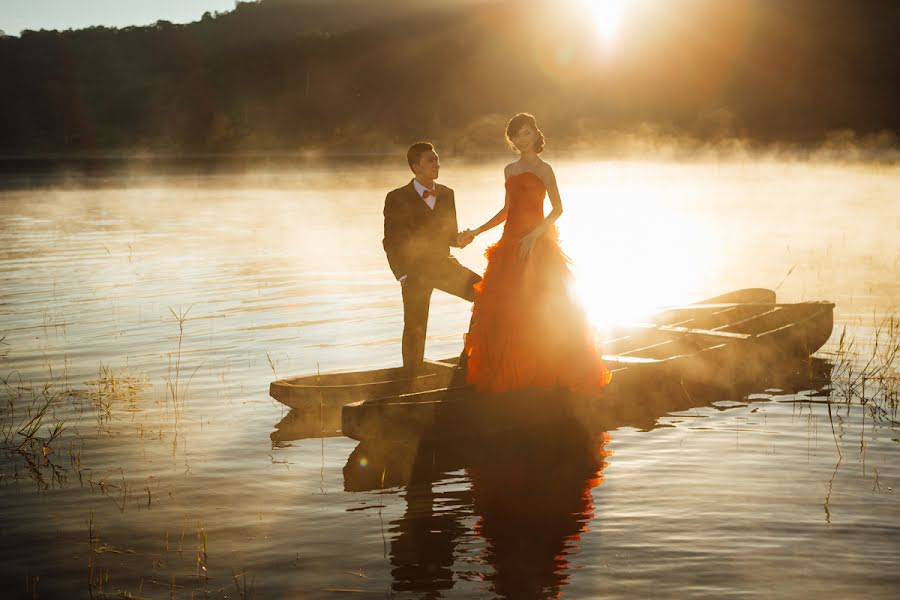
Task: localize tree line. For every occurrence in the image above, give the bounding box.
[0,0,897,157]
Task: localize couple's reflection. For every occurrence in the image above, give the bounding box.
[469,428,610,599]
[345,420,609,599]
[388,472,469,596]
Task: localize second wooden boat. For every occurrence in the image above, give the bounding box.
[341,292,834,442]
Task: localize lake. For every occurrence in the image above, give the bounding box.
[0,158,898,599]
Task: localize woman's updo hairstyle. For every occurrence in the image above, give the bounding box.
[505,112,545,154]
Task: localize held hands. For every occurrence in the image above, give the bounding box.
[457,229,476,248]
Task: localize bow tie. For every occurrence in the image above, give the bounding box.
[422,189,437,199]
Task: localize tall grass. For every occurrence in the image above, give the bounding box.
[232,568,256,600]
[826,313,900,423]
[77,364,150,429]
[164,305,206,443]
[1,359,151,495]
[166,305,192,412]
[1,372,70,468]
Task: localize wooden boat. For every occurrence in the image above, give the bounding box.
[344,357,836,492]
[269,357,460,410]
[341,290,835,442]
[269,288,777,410]
[272,354,833,445]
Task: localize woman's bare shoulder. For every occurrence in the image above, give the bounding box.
[523,159,552,183]
[536,159,554,175]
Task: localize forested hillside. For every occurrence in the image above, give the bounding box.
[1,0,897,156]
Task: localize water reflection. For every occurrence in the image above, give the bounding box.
[270,406,343,445]
[0,160,896,597]
[345,424,608,599]
[389,471,471,596]
[267,356,835,599]
[469,429,609,599]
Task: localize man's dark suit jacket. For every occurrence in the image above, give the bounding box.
[383,180,461,281]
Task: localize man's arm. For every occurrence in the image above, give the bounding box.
[446,189,463,248]
[383,192,410,281]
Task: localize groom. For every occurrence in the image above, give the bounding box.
[383,142,480,372]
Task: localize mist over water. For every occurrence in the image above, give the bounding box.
[0,158,898,598]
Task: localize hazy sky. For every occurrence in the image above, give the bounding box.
[0,1,237,36]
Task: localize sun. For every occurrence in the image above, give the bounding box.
[579,0,635,43]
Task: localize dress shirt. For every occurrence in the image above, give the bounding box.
[412,178,437,210]
[398,179,439,283]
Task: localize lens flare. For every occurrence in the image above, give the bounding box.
[580,0,634,43]
[558,161,709,328]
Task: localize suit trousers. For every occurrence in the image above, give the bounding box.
[401,258,481,370]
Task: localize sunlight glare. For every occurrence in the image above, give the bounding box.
[580,0,634,43]
[559,163,710,329]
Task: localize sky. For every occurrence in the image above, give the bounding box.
[0,0,237,36]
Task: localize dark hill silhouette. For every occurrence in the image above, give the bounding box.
[0,0,897,158]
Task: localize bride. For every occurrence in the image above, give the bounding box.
[460,113,610,394]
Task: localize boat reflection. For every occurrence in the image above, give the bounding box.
[336,357,832,599]
[270,405,342,445]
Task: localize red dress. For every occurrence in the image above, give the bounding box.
[464,172,611,394]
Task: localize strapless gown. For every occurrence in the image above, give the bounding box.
[464,171,611,394]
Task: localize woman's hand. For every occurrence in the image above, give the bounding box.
[519,226,543,258]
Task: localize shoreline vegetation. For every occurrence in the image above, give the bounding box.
[1,127,898,162]
[1,0,898,161]
[0,129,898,186]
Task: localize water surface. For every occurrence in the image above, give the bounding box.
[0,159,898,598]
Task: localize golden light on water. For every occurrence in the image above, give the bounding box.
[559,164,709,328]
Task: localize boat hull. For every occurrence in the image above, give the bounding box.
[269,288,780,410]
[269,358,460,410]
[341,299,835,442]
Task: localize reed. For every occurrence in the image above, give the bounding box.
[87,511,109,599]
[823,311,900,424]
[166,305,191,412]
[1,372,69,467]
[1,357,159,499]
[232,568,256,600]
[196,521,209,592]
[266,351,278,379]
[87,467,129,513]
[164,306,205,430]
[78,364,150,425]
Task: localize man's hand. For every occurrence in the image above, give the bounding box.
[457,229,476,248]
